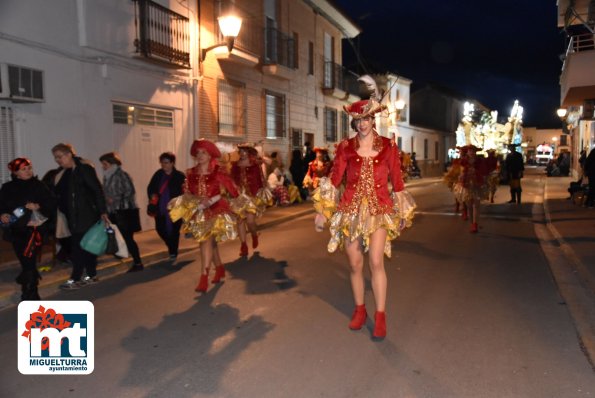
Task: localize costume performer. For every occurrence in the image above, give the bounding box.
[0,158,56,301]
[453,145,488,233]
[168,139,240,293]
[303,147,332,191]
[230,144,272,257]
[312,80,416,340]
[485,150,499,203]
[443,154,463,213]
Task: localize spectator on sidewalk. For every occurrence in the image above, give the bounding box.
[584,147,595,208]
[41,167,71,267]
[289,149,308,201]
[505,144,524,204]
[268,167,290,206]
[99,152,143,272]
[50,143,109,290]
[147,152,186,261]
[0,158,56,301]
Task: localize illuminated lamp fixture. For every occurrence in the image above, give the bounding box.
[200,14,242,62]
[556,108,570,134]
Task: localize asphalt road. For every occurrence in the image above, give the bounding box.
[1,171,594,397]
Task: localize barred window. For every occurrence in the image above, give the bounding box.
[0,106,15,184]
[112,103,173,128]
[291,128,302,148]
[324,107,337,142]
[340,111,349,140]
[397,136,402,149]
[265,90,286,138]
[218,79,246,137]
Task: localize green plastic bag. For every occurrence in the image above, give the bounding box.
[80,221,108,256]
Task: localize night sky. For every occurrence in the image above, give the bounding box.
[333,0,565,128]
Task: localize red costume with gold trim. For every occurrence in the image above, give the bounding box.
[169,165,240,243]
[303,159,332,190]
[313,133,416,257]
[230,160,272,218]
[453,147,489,203]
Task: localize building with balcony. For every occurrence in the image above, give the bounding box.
[0,0,360,230]
[557,0,595,176]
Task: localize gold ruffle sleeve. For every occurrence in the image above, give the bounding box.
[311,177,338,220]
[168,194,237,243]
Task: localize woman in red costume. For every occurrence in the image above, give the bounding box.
[230,144,272,257]
[168,139,240,292]
[453,145,488,233]
[312,92,416,340]
[443,147,465,214]
[303,147,332,191]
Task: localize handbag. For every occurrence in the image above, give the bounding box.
[111,223,129,258]
[80,221,108,256]
[114,207,141,233]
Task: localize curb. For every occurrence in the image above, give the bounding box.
[540,177,595,369]
[0,207,314,311]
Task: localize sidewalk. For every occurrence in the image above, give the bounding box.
[542,175,595,293]
[0,202,315,309]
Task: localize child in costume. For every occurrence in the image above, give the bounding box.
[168,139,240,292]
[230,144,272,257]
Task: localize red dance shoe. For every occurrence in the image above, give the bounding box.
[239,242,248,257]
[212,265,225,283]
[470,222,478,233]
[348,305,367,330]
[251,233,259,249]
[372,311,386,340]
[195,273,209,293]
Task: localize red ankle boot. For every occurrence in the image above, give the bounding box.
[195,273,208,292]
[212,265,225,283]
[470,222,478,233]
[251,233,259,249]
[239,242,248,257]
[348,305,367,330]
[372,311,386,339]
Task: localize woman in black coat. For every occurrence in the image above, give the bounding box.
[147,152,185,260]
[0,158,56,300]
[50,143,109,289]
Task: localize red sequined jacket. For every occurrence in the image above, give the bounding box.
[184,166,239,217]
[330,134,404,215]
[230,161,264,196]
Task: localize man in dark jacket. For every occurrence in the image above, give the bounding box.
[50,143,108,289]
[505,144,525,204]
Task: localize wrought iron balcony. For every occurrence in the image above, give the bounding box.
[133,0,191,69]
[322,60,360,96]
[264,27,296,69]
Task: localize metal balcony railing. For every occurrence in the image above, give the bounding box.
[133,0,191,69]
[264,27,296,69]
[322,60,360,96]
[562,33,595,71]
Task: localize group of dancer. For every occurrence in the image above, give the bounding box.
[444,145,516,233]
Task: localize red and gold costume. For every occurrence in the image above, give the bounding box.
[230,160,272,218]
[303,158,332,190]
[443,158,462,191]
[313,133,416,257]
[168,140,241,243]
[453,146,489,204]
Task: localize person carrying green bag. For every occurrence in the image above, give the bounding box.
[49,143,109,290]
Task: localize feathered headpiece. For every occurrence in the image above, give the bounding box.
[343,75,387,120]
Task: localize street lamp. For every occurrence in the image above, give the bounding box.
[200,14,242,62]
[395,99,406,120]
[556,107,571,134]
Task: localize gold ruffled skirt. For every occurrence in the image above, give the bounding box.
[230,188,273,219]
[313,178,416,258]
[168,194,237,243]
[453,182,488,203]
